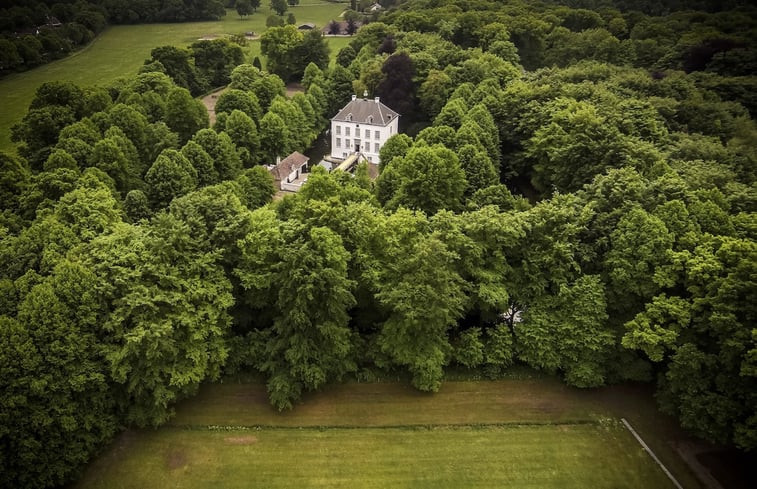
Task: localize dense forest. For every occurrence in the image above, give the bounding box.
[1,0,756,487]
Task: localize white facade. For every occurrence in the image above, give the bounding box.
[330,96,400,164]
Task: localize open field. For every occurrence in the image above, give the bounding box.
[72,378,703,489]
[0,4,348,152]
[74,425,673,489]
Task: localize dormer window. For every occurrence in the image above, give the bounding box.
[367,115,373,123]
[346,113,352,121]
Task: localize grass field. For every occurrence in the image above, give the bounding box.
[0,3,348,152]
[72,378,703,489]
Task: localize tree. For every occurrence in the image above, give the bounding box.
[327,20,340,35]
[236,0,252,18]
[145,149,198,209]
[270,0,288,16]
[230,64,263,91]
[375,52,416,117]
[223,110,260,166]
[236,214,357,409]
[165,87,209,145]
[234,167,275,209]
[457,144,498,197]
[258,112,290,163]
[191,39,244,88]
[419,70,453,119]
[0,262,118,489]
[215,90,262,124]
[379,145,467,215]
[191,129,243,182]
[604,207,674,309]
[515,275,613,387]
[376,227,466,392]
[378,133,412,172]
[524,98,631,194]
[85,214,234,426]
[623,236,757,449]
[261,25,304,81]
[296,30,330,73]
[346,17,358,35]
[252,74,286,111]
[88,138,133,192]
[181,140,218,186]
[147,45,207,96]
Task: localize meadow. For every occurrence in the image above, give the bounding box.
[0,3,350,152]
[72,378,701,489]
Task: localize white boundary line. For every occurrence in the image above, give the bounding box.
[621,418,685,489]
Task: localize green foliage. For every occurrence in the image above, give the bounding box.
[376,226,466,391]
[145,149,198,209]
[85,214,234,427]
[516,275,613,387]
[379,145,467,215]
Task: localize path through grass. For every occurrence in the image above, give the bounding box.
[73,379,703,488]
[0,4,347,151]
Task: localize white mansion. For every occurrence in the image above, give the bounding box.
[330,94,399,164]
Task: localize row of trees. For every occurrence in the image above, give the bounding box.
[0,1,230,77]
[0,2,107,76]
[143,39,245,96]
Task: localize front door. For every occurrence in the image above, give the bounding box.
[355,140,361,152]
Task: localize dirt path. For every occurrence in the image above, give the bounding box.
[201,86,229,125]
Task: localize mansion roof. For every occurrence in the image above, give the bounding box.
[332,96,399,127]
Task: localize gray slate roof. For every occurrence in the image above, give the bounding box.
[332,97,399,126]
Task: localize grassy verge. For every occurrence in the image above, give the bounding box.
[0,4,348,152]
[72,378,703,488]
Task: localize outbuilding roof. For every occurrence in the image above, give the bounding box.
[331,96,399,126]
[270,151,309,180]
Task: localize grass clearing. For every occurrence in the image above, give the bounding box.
[0,4,348,152]
[75,425,673,489]
[73,379,703,488]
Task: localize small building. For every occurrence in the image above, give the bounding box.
[369,3,383,12]
[330,94,399,165]
[298,23,316,30]
[270,151,309,192]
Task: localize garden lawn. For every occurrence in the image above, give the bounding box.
[0,3,347,152]
[73,378,702,489]
[74,424,674,489]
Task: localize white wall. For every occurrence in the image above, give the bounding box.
[330,117,399,164]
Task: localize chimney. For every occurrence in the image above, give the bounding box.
[351,94,356,101]
[374,96,380,104]
[276,156,281,165]
[363,90,368,99]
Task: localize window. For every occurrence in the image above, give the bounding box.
[336,138,341,148]
[368,156,372,162]
[336,126,341,135]
[345,126,350,136]
[374,143,380,153]
[375,130,380,139]
[346,139,350,147]
[365,129,370,139]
